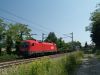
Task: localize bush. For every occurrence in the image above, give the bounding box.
[0,51,83,75]
[95,50,100,55]
[64,51,83,75]
[0,54,18,62]
[95,50,100,59]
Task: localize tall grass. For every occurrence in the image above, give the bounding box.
[65,51,83,75]
[0,51,83,75]
[0,54,18,62]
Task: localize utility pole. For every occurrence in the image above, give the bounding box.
[63,32,73,42]
[42,33,46,42]
[63,32,74,50]
[70,32,73,43]
[20,25,28,40]
[30,34,37,37]
[29,34,37,40]
[70,32,74,50]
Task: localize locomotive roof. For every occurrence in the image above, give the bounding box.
[22,40,38,43]
[22,40,55,45]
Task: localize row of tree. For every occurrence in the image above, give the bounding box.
[45,32,82,51]
[0,18,82,56]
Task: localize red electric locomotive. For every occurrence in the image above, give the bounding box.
[19,40,57,57]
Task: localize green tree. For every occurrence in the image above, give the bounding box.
[5,24,14,54]
[45,32,57,43]
[0,19,6,55]
[87,4,100,49]
[6,23,31,55]
[67,41,81,50]
[6,35,13,54]
[84,42,88,50]
[57,37,67,51]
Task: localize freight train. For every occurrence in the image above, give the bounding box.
[19,39,57,57]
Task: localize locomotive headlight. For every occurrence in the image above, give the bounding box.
[51,46,54,49]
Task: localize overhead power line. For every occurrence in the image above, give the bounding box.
[0,16,19,23]
[0,8,55,33]
[0,16,47,32]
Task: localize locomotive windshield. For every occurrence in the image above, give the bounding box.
[20,42,29,48]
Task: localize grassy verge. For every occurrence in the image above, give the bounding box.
[94,50,100,59]
[0,51,83,75]
[0,51,19,62]
[0,54,18,62]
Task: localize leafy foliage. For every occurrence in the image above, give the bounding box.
[0,54,18,62]
[45,32,82,51]
[45,32,57,43]
[0,19,32,55]
[67,41,81,50]
[0,19,6,55]
[6,23,31,55]
[87,4,100,49]
[7,23,31,41]
[56,38,68,51]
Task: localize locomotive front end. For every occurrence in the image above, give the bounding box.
[20,41,30,57]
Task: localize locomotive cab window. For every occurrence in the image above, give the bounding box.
[32,43,34,46]
[21,42,29,48]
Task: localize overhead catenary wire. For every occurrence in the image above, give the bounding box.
[0,16,50,41]
[0,8,55,33]
[0,16,48,33]
[0,15,19,23]
[0,8,64,40]
[0,16,72,42]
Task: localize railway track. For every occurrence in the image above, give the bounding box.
[0,53,66,69]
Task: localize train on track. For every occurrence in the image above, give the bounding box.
[19,39,58,57]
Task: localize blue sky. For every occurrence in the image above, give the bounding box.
[0,0,100,45]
